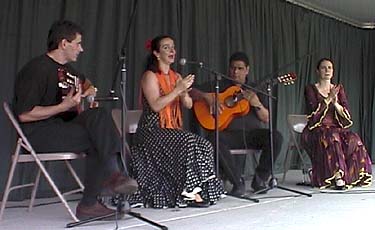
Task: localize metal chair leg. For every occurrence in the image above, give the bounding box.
[28,168,41,211]
[0,148,20,220]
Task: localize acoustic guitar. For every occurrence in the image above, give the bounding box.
[57,68,97,113]
[57,67,82,93]
[193,73,297,131]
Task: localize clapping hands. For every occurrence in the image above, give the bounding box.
[328,85,340,104]
[176,74,195,96]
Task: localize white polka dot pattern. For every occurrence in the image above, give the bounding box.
[128,97,224,208]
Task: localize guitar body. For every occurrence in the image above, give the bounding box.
[193,72,297,131]
[193,86,250,131]
[57,68,96,113]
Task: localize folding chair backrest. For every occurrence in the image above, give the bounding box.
[287,114,308,134]
[3,102,34,153]
[112,108,142,135]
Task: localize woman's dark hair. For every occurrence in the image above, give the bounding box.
[316,57,333,70]
[47,20,83,52]
[145,35,174,73]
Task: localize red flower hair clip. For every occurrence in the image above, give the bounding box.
[145,39,152,51]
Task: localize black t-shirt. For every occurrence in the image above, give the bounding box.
[13,54,85,134]
[196,78,268,131]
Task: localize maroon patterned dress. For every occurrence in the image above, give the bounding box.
[301,84,372,189]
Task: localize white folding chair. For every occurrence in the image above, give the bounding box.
[0,102,85,222]
[281,114,311,184]
[229,149,261,179]
[111,108,142,171]
[111,109,142,135]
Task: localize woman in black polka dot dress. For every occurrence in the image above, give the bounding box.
[128,35,224,208]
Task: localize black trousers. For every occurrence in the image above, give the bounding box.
[26,107,122,205]
[208,128,283,187]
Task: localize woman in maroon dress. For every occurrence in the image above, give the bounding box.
[302,58,372,189]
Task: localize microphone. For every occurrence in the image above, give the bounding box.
[179,58,203,67]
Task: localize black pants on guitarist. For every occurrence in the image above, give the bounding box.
[207,128,283,195]
[26,107,127,205]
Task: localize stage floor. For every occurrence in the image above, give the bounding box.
[1,168,375,230]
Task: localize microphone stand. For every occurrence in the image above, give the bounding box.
[240,51,320,198]
[197,64,266,203]
[67,1,167,229]
[195,64,311,201]
[252,79,312,198]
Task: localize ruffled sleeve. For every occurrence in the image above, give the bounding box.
[334,84,353,128]
[304,84,352,130]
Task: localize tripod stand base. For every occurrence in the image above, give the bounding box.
[66,212,122,228]
[128,211,168,230]
[228,194,259,203]
[66,210,168,229]
[296,182,312,187]
[66,195,167,229]
[253,177,312,197]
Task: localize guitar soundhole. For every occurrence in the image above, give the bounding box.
[224,94,238,108]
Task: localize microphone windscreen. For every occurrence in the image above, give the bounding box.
[179,58,187,66]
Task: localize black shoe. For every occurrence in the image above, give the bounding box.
[187,200,210,208]
[334,178,346,190]
[229,186,245,197]
[251,175,268,194]
[76,201,124,221]
[229,178,246,196]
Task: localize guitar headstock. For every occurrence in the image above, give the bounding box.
[277,73,297,85]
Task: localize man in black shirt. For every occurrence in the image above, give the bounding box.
[191,52,283,195]
[13,20,137,220]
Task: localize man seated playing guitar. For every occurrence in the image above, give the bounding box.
[191,52,283,195]
[13,20,137,220]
